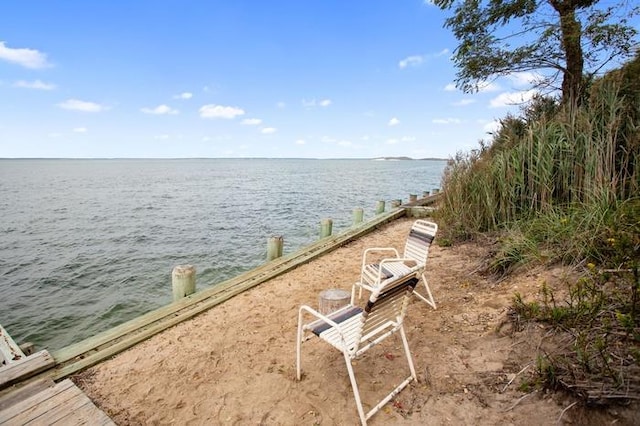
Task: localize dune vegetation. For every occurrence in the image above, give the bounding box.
[436,54,640,404]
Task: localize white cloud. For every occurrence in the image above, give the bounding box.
[398,55,424,69]
[141,104,179,115]
[386,138,399,145]
[477,82,501,92]
[490,90,537,108]
[242,118,262,126]
[401,136,416,142]
[154,134,170,140]
[432,118,462,124]
[507,71,542,88]
[483,120,502,133]
[173,92,193,100]
[276,101,286,108]
[388,117,400,126]
[261,127,277,134]
[400,49,448,69]
[302,98,332,108]
[14,80,56,90]
[295,139,306,145]
[338,140,352,147]
[0,42,51,69]
[199,104,245,119]
[452,99,476,106]
[73,127,87,133]
[446,81,500,92]
[57,99,106,112]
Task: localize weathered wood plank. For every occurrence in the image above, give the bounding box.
[0,351,55,390]
[0,379,114,426]
[0,324,25,365]
[19,387,88,425]
[0,379,74,423]
[50,397,115,425]
[0,377,55,411]
[30,387,94,425]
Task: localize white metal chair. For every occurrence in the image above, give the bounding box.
[296,275,419,425]
[357,219,438,309]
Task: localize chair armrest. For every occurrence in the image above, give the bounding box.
[298,305,345,333]
[362,247,400,263]
[352,281,378,293]
[379,257,419,269]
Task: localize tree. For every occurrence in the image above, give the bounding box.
[432,0,639,104]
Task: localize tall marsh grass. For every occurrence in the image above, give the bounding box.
[437,79,639,268]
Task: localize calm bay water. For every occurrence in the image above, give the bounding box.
[0,158,445,351]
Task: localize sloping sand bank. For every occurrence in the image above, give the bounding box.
[76,218,638,425]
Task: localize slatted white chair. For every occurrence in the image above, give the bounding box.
[357,220,438,309]
[296,275,419,425]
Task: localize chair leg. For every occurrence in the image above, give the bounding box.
[413,272,436,309]
[343,351,368,425]
[296,310,304,380]
[399,325,417,381]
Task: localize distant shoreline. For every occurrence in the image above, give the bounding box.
[371,156,448,161]
[0,157,449,161]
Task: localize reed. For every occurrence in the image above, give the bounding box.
[437,78,639,269]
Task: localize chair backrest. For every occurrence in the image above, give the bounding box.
[402,220,437,265]
[357,276,418,346]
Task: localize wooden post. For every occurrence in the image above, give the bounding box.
[352,208,363,225]
[409,194,418,203]
[267,236,283,261]
[423,191,430,198]
[432,188,440,194]
[172,265,196,301]
[391,199,402,208]
[320,218,333,238]
[375,200,385,214]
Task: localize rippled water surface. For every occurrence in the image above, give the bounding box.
[0,158,445,351]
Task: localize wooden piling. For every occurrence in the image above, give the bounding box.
[423,191,430,198]
[266,236,284,261]
[432,188,440,194]
[375,200,385,214]
[409,194,418,203]
[319,218,333,238]
[391,199,402,208]
[172,265,196,301]
[352,208,363,225]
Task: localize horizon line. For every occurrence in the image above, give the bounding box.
[0,156,450,161]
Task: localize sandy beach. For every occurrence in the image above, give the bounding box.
[75,217,639,425]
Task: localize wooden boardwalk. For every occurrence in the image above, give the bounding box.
[2,324,115,425]
[0,379,114,425]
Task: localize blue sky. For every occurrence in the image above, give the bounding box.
[1,1,545,159]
